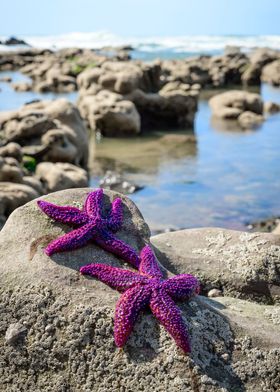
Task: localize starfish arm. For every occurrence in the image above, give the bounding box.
[80,264,147,292]
[108,197,123,232]
[45,223,95,256]
[114,285,151,348]
[37,200,89,225]
[94,231,141,268]
[150,289,191,353]
[84,189,103,218]
[139,245,163,279]
[162,274,200,300]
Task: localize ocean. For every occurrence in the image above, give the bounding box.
[1,32,280,59]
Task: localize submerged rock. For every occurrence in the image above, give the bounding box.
[0,189,279,391]
[151,228,280,303]
[238,111,264,129]
[99,170,143,194]
[209,90,263,120]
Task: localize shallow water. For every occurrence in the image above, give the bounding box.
[90,84,280,232]
[1,70,280,233]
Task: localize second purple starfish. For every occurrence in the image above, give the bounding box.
[37,189,140,267]
[80,245,200,353]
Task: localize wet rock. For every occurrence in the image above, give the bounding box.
[264,101,280,114]
[0,156,24,182]
[262,59,280,86]
[0,76,12,83]
[0,142,22,161]
[247,216,280,233]
[99,170,143,194]
[0,190,279,391]
[151,228,280,303]
[242,48,280,86]
[238,111,264,129]
[36,162,88,192]
[5,322,27,345]
[78,90,141,136]
[209,90,263,120]
[4,36,30,46]
[12,82,32,92]
[128,87,198,130]
[0,99,88,168]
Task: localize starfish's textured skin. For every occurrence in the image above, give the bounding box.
[37,189,140,267]
[80,245,200,353]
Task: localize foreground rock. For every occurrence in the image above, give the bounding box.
[0,189,279,391]
[151,228,280,303]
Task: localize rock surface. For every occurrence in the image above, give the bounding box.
[151,228,280,303]
[0,190,279,391]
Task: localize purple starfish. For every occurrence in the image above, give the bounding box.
[37,189,140,267]
[80,245,200,353]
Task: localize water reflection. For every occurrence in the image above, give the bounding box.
[1,70,280,234]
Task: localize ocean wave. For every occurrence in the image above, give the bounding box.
[1,32,280,55]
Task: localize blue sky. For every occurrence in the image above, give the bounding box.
[1,0,280,36]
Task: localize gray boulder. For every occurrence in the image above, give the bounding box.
[151,228,280,303]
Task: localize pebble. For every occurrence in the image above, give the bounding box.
[208,288,223,298]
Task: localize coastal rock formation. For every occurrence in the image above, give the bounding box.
[151,228,280,303]
[36,162,88,192]
[77,61,198,134]
[242,48,280,85]
[0,99,88,168]
[78,90,141,136]
[0,189,279,391]
[0,142,22,161]
[77,60,160,94]
[127,85,198,130]
[262,59,280,86]
[209,90,263,120]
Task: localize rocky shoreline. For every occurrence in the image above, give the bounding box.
[0,47,280,226]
